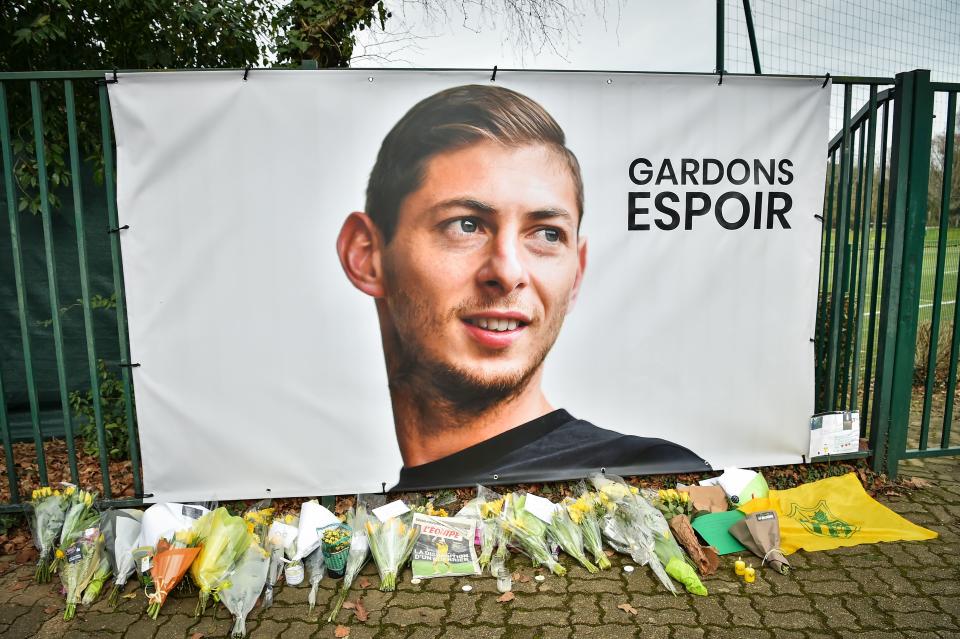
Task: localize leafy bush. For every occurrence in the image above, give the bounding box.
[69,360,131,460]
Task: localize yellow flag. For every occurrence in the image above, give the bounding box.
[739,473,936,554]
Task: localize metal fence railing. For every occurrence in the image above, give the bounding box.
[0,68,957,512]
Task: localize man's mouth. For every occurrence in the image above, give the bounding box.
[463,317,527,332]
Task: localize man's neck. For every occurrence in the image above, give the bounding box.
[391,372,554,467]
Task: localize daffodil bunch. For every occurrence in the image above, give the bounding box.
[30,486,68,583]
[549,504,598,573]
[61,528,105,620]
[566,494,610,570]
[188,508,252,616]
[53,488,99,575]
[242,503,274,547]
[653,488,692,520]
[327,504,371,621]
[499,493,566,576]
[366,514,418,591]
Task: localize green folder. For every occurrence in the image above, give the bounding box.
[691,510,747,555]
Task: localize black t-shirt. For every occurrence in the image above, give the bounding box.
[392,409,711,491]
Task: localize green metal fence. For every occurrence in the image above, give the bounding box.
[0,67,957,512]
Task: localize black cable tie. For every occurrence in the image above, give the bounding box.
[490,65,497,82]
[809,337,815,342]
[108,224,129,234]
[822,73,831,88]
[717,70,724,86]
[119,362,141,368]
[814,214,824,222]
[381,482,387,494]
[95,69,119,86]
[243,65,252,81]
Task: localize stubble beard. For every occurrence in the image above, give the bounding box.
[383,286,568,433]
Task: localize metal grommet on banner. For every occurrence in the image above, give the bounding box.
[492,474,499,480]
[717,70,724,86]
[243,65,252,81]
[108,224,129,234]
[490,65,498,82]
[821,73,831,88]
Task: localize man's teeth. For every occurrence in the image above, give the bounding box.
[468,318,520,331]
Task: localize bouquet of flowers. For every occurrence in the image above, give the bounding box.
[262,516,298,608]
[455,485,505,571]
[499,493,566,576]
[321,524,351,578]
[100,508,143,605]
[366,512,418,591]
[146,529,202,619]
[189,507,252,616]
[549,503,598,573]
[304,547,326,613]
[60,527,104,620]
[242,501,274,547]
[29,486,67,583]
[652,521,707,596]
[53,488,98,575]
[652,489,693,520]
[220,541,270,638]
[590,473,673,593]
[327,503,371,621]
[80,556,112,604]
[566,491,611,570]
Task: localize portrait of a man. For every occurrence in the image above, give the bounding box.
[336,84,709,490]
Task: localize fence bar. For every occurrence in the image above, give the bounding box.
[938,93,959,450]
[742,0,762,74]
[98,85,143,496]
[862,99,891,433]
[816,151,838,402]
[827,84,854,410]
[33,81,77,484]
[874,70,934,476]
[918,91,956,450]
[839,124,867,406]
[2,84,49,483]
[66,80,111,496]
[850,86,878,409]
[0,366,20,504]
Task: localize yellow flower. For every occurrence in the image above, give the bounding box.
[284,514,294,525]
[65,486,75,496]
[55,549,65,559]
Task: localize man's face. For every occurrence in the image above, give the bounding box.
[378,140,586,402]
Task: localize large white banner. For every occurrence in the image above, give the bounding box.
[110,70,828,502]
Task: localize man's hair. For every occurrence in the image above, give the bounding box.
[365,84,584,242]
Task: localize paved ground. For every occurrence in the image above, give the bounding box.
[0,456,958,639]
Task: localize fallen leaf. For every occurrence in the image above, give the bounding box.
[123,592,137,599]
[334,625,350,638]
[354,598,369,622]
[43,605,58,615]
[604,550,616,558]
[15,546,37,564]
[617,603,638,616]
[358,577,371,589]
[496,592,515,603]
[905,477,933,489]
[342,600,356,610]
[10,581,26,591]
[512,571,530,583]
[190,633,205,639]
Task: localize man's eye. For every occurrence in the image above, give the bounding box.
[459,219,479,233]
[541,228,562,242]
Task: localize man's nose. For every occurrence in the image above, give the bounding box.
[477,234,528,294]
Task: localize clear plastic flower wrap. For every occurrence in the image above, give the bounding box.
[456,485,506,571]
[567,488,611,570]
[499,493,566,576]
[100,508,143,605]
[29,486,67,583]
[220,541,270,638]
[366,512,418,591]
[60,527,104,620]
[590,473,674,593]
[262,517,298,608]
[188,507,252,616]
[304,546,326,612]
[53,488,99,575]
[80,555,112,605]
[327,502,371,622]
[549,502,598,573]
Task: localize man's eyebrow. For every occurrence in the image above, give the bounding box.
[430,199,575,223]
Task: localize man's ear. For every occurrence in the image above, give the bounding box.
[567,236,588,309]
[336,212,386,298]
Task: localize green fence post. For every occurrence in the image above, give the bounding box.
[870,70,934,476]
